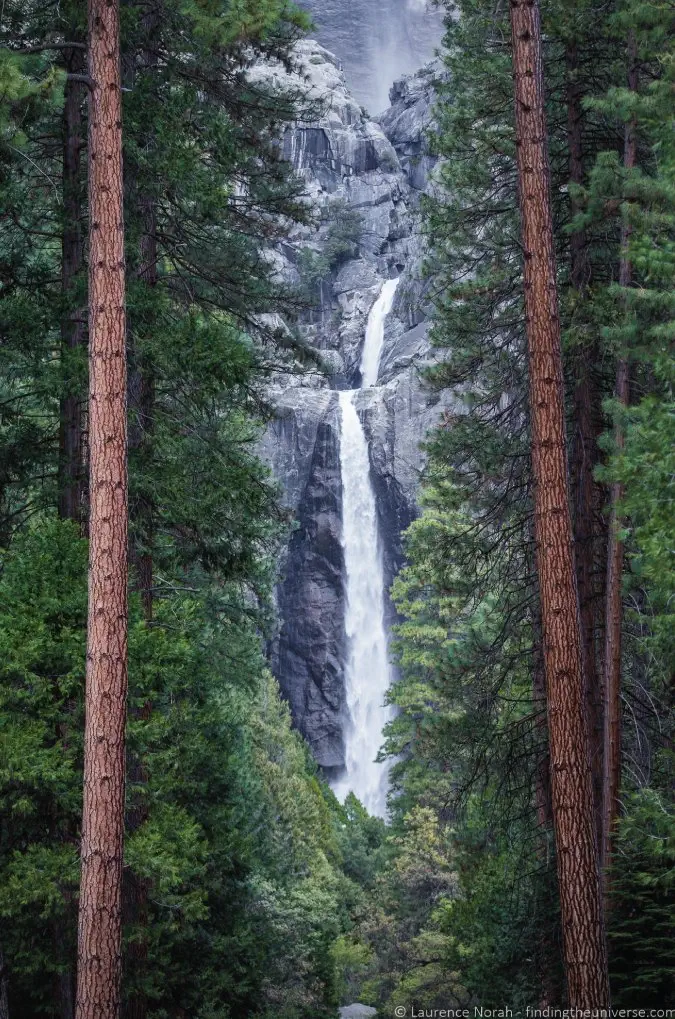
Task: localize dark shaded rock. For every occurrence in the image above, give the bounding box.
[258,45,454,772]
[271,396,347,769]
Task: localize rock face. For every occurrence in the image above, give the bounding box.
[259,42,451,771]
[300,0,444,114]
[264,392,346,769]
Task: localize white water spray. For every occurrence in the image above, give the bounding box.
[360,277,400,388]
[332,278,400,817]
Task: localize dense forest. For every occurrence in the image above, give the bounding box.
[0,0,673,1017]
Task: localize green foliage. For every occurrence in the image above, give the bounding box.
[344,806,460,1012]
[297,200,363,299]
[608,785,675,1006]
[0,2,357,1014]
[369,0,673,1009]
[0,521,346,1017]
[597,10,675,679]
[436,810,561,1010]
[612,358,675,673]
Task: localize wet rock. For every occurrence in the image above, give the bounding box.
[265,392,347,769]
[259,45,447,770]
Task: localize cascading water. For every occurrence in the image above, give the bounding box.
[332,278,400,817]
[360,278,400,388]
[301,0,444,113]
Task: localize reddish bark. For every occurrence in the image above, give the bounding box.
[75,0,128,1016]
[509,0,609,1006]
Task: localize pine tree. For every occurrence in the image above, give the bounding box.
[75,1,128,1016]
[577,0,675,901]
[510,1,609,1003]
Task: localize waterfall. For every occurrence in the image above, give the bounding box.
[332,278,400,817]
[360,278,400,388]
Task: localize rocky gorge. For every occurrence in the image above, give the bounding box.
[259,38,451,789]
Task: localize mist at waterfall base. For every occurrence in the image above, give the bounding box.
[331,280,400,819]
[299,0,443,113]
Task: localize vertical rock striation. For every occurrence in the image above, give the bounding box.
[260,42,453,771]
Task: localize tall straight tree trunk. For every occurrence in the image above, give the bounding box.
[566,41,604,839]
[509,0,609,1007]
[59,43,87,526]
[75,0,128,1016]
[601,33,638,895]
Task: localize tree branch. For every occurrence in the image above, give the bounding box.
[12,42,86,53]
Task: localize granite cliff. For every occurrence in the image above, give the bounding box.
[259,41,450,772]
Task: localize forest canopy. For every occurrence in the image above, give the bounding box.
[0,0,673,1016]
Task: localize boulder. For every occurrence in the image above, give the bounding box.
[338,1006,378,1019]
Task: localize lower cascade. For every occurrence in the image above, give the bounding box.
[331,279,400,817]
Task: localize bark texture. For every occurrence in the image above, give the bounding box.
[601,34,638,892]
[509,0,609,1007]
[59,43,87,526]
[75,0,128,1016]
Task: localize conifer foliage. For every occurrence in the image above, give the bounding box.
[0,0,672,1013]
[357,0,674,1010]
[0,2,349,1017]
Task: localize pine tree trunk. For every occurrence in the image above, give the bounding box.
[566,42,604,840]
[509,0,609,1006]
[59,43,87,526]
[75,0,128,1016]
[601,33,638,896]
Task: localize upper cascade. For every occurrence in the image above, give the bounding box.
[299,0,444,114]
[360,278,400,387]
